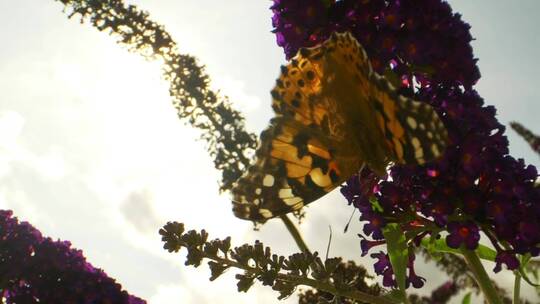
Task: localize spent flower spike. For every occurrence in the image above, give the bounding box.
[511,122,540,156]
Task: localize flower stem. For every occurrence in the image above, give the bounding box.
[460,248,502,304]
[513,271,521,304]
[280,215,311,254]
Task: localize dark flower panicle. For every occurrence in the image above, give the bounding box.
[408,280,458,304]
[271,0,332,58]
[428,281,458,303]
[0,210,145,304]
[271,0,540,284]
[271,0,480,88]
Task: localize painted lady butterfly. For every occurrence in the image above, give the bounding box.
[232,32,447,222]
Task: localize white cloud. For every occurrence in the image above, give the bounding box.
[212,75,263,112]
[33,147,67,180]
[148,284,196,303]
[120,188,161,234]
[0,111,24,146]
[0,111,25,178]
[0,111,67,181]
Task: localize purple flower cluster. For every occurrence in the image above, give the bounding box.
[271,0,479,88]
[271,0,540,284]
[0,210,146,304]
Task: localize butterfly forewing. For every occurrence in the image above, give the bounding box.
[232,117,360,221]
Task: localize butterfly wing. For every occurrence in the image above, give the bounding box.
[231,117,361,221]
[232,35,365,222]
[316,31,448,169]
[232,31,448,222]
[368,73,448,165]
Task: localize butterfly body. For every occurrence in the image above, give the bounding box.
[321,53,393,176]
[232,32,448,222]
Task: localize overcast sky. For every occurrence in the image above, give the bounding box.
[1,1,539,303]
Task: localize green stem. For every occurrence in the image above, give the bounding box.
[513,271,521,304]
[281,216,332,277]
[280,215,311,254]
[461,248,502,304]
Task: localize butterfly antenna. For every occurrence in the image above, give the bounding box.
[344,208,356,233]
[358,162,366,175]
[343,162,364,233]
[326,225,333,261]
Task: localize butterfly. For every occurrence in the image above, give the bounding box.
[231,31,447,222]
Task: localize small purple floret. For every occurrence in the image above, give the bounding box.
[445,221,480,250]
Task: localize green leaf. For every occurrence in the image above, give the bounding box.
[369,197,384,212]
[383,224,408,300]
[419,238,496,261]
[519,254,540,286]
[518,255,540,288]
[382,289,404,303]
[461,292,472,304]
[475,244,497,261]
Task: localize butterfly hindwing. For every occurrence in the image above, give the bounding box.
[322,31,448,167]
[369,73,448,165]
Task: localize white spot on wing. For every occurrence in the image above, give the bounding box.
[406,117,418,129]
[259,209,273,218]
[415,147,424,159]
[431,144,440,156]
[279,188,294,198]
[263,174,275,187]
[411,137,421,149]
[283,197,303,206]
[310,167,332,187]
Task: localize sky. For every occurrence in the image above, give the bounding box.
[0,0,539,303]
